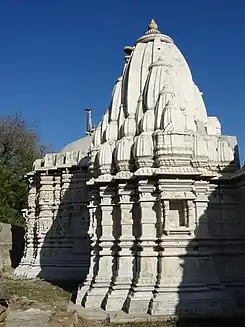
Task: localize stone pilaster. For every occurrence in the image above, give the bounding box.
[162,200,170,235]
[126,180,158,314]
[28,172,54,277]
[51,170,72,262]
[84,185,116,308]
[69,170,90,279]
[14,173,38,277]
[187,200,195,235]
[76,187,100,305]
[53,172,61,208]
[51,170,62,245]
[193,181,209,237]
[105,183,135,311]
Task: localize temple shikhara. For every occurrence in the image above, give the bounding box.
[15,20,245,317]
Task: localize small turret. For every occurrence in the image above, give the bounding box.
[84,108,96,135]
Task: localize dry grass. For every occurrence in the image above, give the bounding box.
[1,277,70,311]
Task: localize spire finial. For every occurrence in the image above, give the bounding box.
[146,19,160,35]
[148,19,158,31]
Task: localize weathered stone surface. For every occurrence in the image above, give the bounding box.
[47,311,79,327]
[0,223,25,274]
[67,302,108,321]
[0,223,12,273]
[5,309,51,327]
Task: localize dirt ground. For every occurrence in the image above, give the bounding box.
[1,274,245,326]
[0,274,176,326]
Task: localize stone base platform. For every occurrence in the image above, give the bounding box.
[67,301,245,324]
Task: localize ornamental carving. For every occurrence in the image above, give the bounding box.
[39,190,53,203]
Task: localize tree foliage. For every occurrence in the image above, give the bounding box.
[0,114,47,225]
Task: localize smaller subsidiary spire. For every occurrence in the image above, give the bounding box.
[84,108,95,135]
[146,19,161,34]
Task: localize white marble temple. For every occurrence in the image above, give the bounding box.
[16,20,245,318]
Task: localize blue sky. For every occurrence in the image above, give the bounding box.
[0,0,245,163]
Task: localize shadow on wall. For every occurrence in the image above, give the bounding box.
[37,158,91,293]
[176,162,245,325]
[76,160,245,322]
[35,152,245,322]
[80,184,143,310]
[10,225,25,268]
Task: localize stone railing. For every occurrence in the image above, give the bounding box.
[32,150,89,172]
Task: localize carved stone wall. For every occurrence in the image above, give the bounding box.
[15,150,91,281]
[75,175,245,316]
